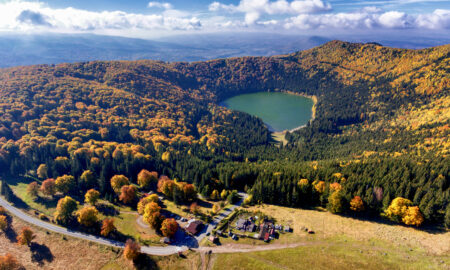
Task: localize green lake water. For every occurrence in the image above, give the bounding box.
[221,92,314,132]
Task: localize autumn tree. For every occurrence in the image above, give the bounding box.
[190,202,200,214]
[143,202,163,229]
[119,185,137,204]
[55,174,76,194]
[0,215,8,231]
[17,227,35,246]
[80,170,96,190]
[161,218,178,238]
[329,182,342,192]
[54,196,77,224]
[212,204,220,214]
[0,254,20,270]
[220,189,228,200]
[85,189,100,206]
[26,181,39,198]
[76,206,99,227]
[385,197,413,223]
[110,175,129,194]
[124,239,140,261]
[183,184,197,202]
[161,151,170,163]
[385,197,424,226]
[298,179,309,187]
[137,169,158,189]
[314,181,326,193]
[137,194,159,215]
[350,196,364,212]
[40,178,56,197]
[157,176,175,198]
[37,164,48,179]
[402,206,424,226]
[210,189,219,200]
[101,218,116,237]
[327,191,344,214]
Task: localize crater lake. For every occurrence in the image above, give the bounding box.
[221,92,314,132]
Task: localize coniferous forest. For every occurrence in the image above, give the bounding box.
[0,41,449,228]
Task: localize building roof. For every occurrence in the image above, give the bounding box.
[185,220,203,235]
[236,219,247,229]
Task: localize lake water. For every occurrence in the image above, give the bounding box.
[221,92,314,132]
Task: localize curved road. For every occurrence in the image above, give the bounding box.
[0,192,248,256]
[0,196,186,255]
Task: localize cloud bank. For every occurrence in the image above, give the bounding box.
[0,0,448,38]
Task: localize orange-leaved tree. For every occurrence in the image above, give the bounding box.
[17,227,35,246]
[101,218,116,237]
[124,239,140,261]
[137,169,158,189]
[161,218,179,238]
[0,215,8,231]
[119,185,137,204]
[0,254,20,270]
[40,178,56,197]
[350,196,364,212]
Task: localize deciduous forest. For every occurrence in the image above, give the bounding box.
[0,41,448,227]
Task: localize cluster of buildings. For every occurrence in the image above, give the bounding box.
[235,216,292,242]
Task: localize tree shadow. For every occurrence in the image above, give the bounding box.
[337,211,448,234]
[196,199,213,209]
[30,242,54,265]
[97,203,119,216]
[34,196,58,209]
[3,215,17,242]
[8,192,30,211]
[133,253,159,270]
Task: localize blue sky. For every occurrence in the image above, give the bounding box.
[0,0,449,38]
[37,0,450,13]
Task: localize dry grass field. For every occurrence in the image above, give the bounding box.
[209,204,449,270]
[245,204,449,255]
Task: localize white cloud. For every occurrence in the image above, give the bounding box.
[378,11,411,28]
[209,0,331,25]
[284,8,449,30]
[148,2,173,10]
[0,0,448,37]
[0,0,201,36]
[416,9,450,29]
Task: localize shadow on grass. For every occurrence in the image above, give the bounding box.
[8,192,30,211]
[30,242,54,265]
[97,203,119,216]
[197,199,213,209]
[335,211,448,235]
[133,253,159,270]
[34,196,58,209]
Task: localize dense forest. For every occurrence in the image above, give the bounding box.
[0,41,448,227]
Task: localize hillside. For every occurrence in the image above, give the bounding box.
[0,41,449,227]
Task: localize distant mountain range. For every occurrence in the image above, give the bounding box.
[0,32,449,68]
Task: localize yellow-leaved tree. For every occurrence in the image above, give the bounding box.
[402,206,424,226]
[76,206,99,227]
[385,197,424,226]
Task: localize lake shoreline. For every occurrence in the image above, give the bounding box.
[270,90,317,144]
